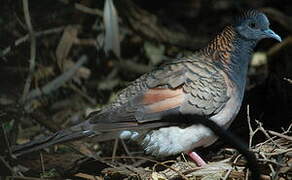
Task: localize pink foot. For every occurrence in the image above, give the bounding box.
[188,151,207,167]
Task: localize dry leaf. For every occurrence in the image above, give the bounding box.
[63,59,91,84]
[56,26,78,69]
[103,0,120,58]
[144,41,165,65]
[151,172,167,180]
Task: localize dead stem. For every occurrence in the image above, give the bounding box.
[22,0,37,101]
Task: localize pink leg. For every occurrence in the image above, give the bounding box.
[188,151,207,167]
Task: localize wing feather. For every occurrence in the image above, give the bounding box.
[88,56,230,130]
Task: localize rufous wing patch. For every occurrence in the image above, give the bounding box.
[142,87,185,113]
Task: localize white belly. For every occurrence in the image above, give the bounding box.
[120,125,214,156]
[119,80,244,157]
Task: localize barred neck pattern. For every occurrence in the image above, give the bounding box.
[200,26,237,64]
[199,25,257,89]
[201,26,236,61]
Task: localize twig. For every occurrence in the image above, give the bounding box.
[59,0,103,17]
[256,135,280,150]
[261,148,292,156]
[222,155,241,180]
[247,105,283,149]
[247,105,260,148]
[22,0,37,100]
[20,55,88,103]
[284,77,292,84]
[151,160,185,179]
[152,160,176,172]
[15,12,28,30]
[120,139,136,163]
[74,3,103,17]
[259,152,275,176]
[245,169,249,180]
[1,26,66,58]
[7,176,49,180]
[256,121,283,148]
[40,152,45,175]
[268,130,292,141]
[74,173,100,180]
[246,105,261,180]
[282,123,292,134]
[257,158,286,167]
[153,161,189,180]
[111,138,119,162]
[181,153,188,163]
[1,123,13,157]
[101,156,189,180]
[0,156,14,176]
[180,166,203,175]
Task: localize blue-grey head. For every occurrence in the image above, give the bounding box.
[234,10,281,42]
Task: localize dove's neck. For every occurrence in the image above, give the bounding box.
[201,26,256,90]
[227,34,256,90]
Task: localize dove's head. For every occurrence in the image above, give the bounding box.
[234,10,281,42]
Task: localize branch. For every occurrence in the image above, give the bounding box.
[20,55,88,103]
[21,0,37,100]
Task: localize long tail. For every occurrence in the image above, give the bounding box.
[12,127,95,157]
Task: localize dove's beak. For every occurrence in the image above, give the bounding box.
[264,29,282,42]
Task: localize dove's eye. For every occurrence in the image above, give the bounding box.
[248,22,258,29]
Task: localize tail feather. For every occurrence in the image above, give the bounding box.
[12,129,94,157]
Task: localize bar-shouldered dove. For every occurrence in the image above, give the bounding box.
[13,10,281,166]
